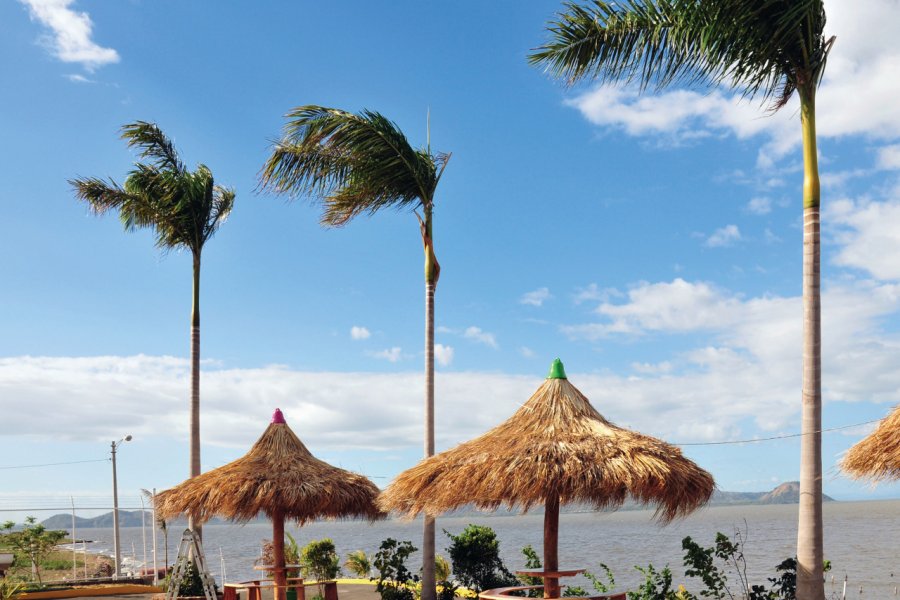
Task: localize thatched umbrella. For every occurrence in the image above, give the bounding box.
[379,359,714,598]
[156,409,382,599]
[842,404,900,481]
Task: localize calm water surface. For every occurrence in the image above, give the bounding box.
[73,500,899,598]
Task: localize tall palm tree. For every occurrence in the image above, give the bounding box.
[72,122,235,540]
[260,106,449,600]
[529,2,833,598]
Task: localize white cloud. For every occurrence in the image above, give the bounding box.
[65,73,93,83]
[434,344,454,367]
[746,197,772,215]
[564,0,900,163]
[830,197,900,280]
[350,326,371,341]
[463,326,498,349]
[705,224,742,247]
[573,283,621,304]
[877,145,900,170]
[370,347,402,363]
[3,321,898,457]
[572,278,740,337]
[519,346,536,358]
[520,287,552,307]
[20,0,120,70]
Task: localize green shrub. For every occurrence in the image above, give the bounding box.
[444,525,516,593]
[372,538,418,600]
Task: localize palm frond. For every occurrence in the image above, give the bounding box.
[75,122,234,256]
[121,121,186,175]
[260,105,445,227]
[530,0,830,111]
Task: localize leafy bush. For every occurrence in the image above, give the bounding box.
[373,538,418,600]
[444,525,516,593]
[301,538,341,599]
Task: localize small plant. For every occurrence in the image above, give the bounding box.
[301,538,341,599]
[345,550,372,578]
[373,538,418,600]
[445,525,516,593]
[628,564,678,600]
[0,578,23,600]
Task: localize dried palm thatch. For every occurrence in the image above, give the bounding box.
[379,360,714,521]
[379,359,713,598]
[842,404,900,481]
[156,409,382,524]
[155,409,381,599]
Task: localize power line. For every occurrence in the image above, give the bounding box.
[674,419,880,446]
[0,458,108,470]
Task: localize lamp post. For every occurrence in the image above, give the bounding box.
[111,434,132,579]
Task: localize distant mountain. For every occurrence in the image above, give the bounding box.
[40,482,833,529]
[438,482,835,518]
[42,510,154,529]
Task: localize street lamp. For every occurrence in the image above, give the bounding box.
[111,434,132,579]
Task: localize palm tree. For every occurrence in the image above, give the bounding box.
[343,550,371,579]
[529,2,833,598]
[72,122,235,540]
[260,106,449,600]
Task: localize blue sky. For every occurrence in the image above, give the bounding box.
[2,0,900,522]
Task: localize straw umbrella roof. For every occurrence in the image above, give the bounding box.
[155,409,382,524]
[379,359,714,523]
[842,404,900,481]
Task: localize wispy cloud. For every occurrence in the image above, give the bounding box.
[519,346,536,358]
[463,326,498,349]
[20,0,120,71]
[520,287,552,307]
[877,144,900,170]
[745,197,772,215]
[705,225,741,248]
[65,73,93,84]
[370,347,402,363]
[831,196,900,281]
[434,344,454,367]
[350,326,371,341]
[573,283,621,305]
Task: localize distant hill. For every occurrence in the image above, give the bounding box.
[42,510,154,529]
[40,482,833,528]
[440,482,834,518]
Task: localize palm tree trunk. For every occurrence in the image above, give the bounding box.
[796,89,824,600]
[188,253,202,541]
[422,274,436,600]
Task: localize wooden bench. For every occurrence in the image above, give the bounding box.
[479,585,626,600]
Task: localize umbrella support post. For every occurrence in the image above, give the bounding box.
[273,511,287,600]
[543,495,560,599]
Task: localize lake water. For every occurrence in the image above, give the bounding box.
[69,500,899,598]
